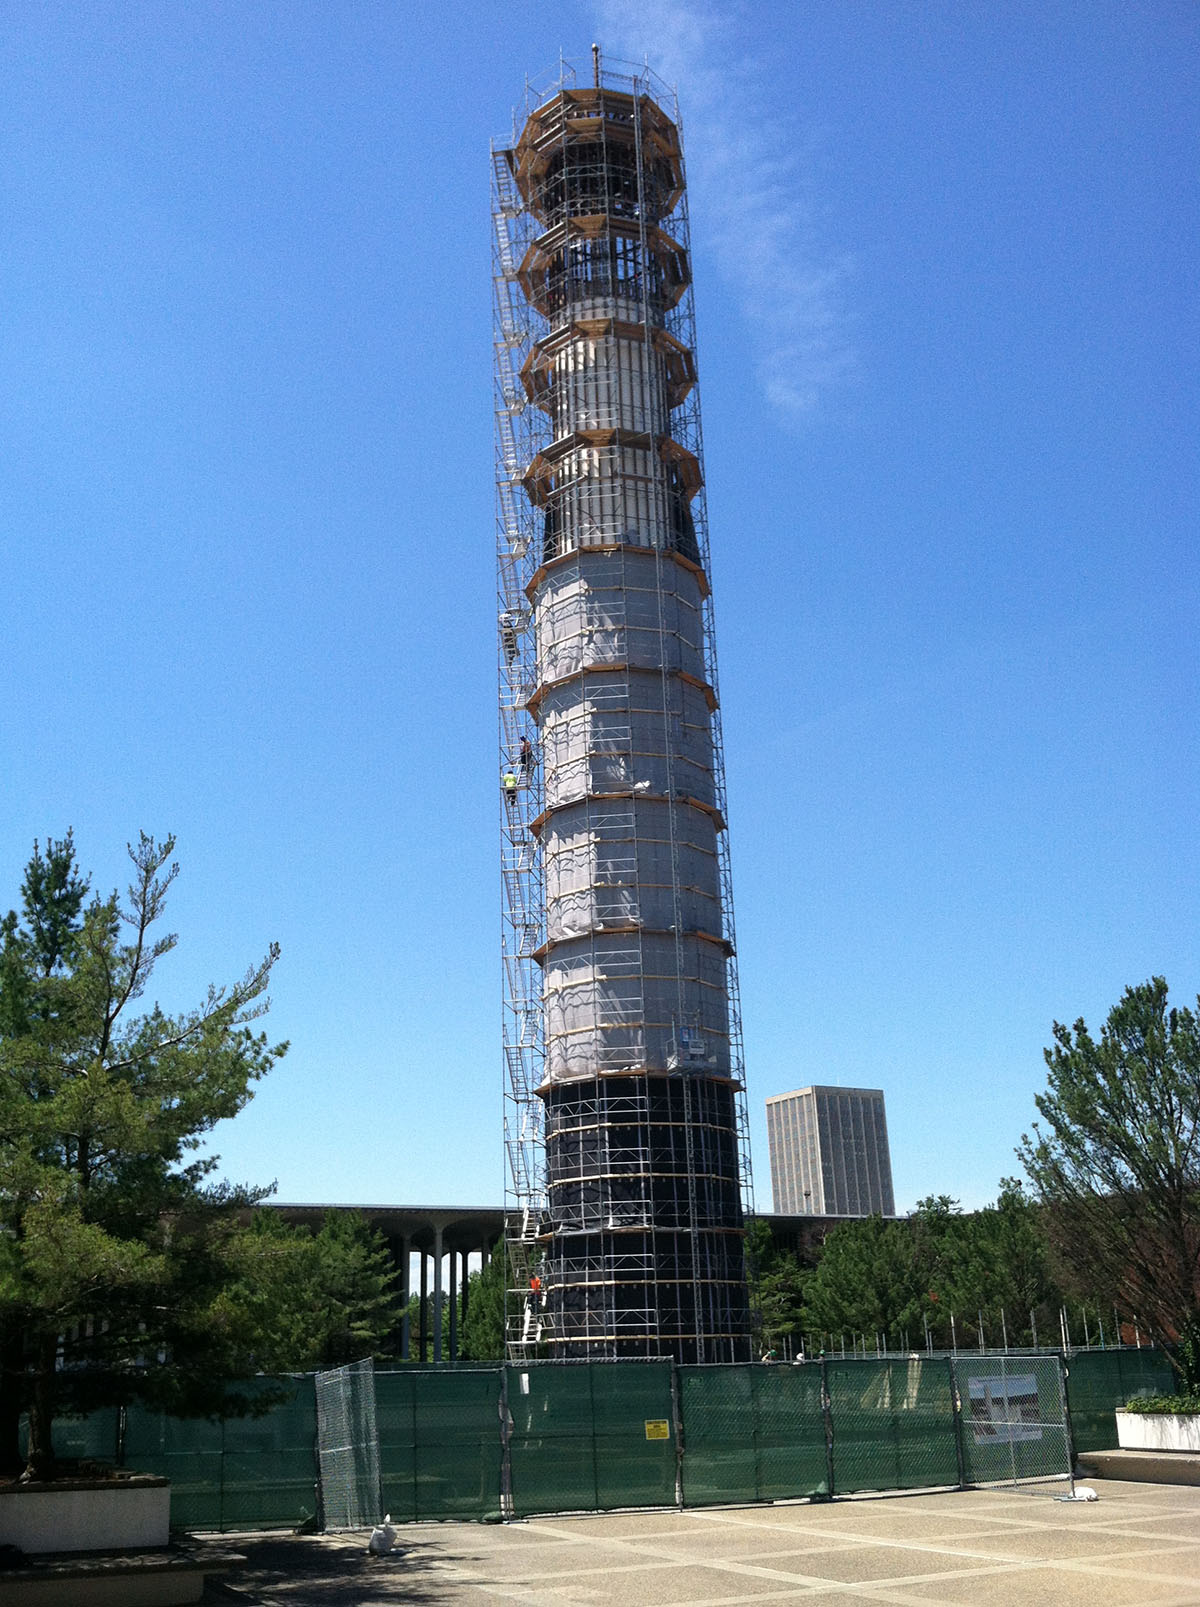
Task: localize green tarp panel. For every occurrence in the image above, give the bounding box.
[827,1358,959,1494]
[753,1366,828,1500]
[1066,1349,1176,1453]
[123,1408,224,1531]
[49,1408,121,1463]
[123,1377,318,1532]
[507,1361,676,1516]
[953,1354,1068,1485]
[679,1364,827,1506]
[376,1369,503,1521]
[679,1366,755,1505]
[217,1381,319,1531]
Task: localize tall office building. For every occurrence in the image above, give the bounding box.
[493,54,753,1362]
[766,1087,895,1217]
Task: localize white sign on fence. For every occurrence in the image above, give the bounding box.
[968,1374,1043,1445]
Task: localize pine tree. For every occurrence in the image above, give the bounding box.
[458,1245,505,1361]
[0,832,286,1475]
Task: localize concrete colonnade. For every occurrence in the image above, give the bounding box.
[269,1203,504,1366]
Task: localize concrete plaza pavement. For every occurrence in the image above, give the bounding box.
[211,1479,1200,1606]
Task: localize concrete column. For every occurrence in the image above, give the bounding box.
[400,1235,411,1361]
[448,1249,459,1361]
[419,1248,428,1364]
[433,1225,444,1364]
[461,1249,472,1328]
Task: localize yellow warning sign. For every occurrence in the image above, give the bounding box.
[644,1419,671,1441]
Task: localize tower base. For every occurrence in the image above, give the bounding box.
[540,1074,752,1363]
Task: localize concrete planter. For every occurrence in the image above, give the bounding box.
[0,1475,170,1554]
[1115,1409,1200,1453]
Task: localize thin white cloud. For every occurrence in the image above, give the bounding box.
[592,0,856,419]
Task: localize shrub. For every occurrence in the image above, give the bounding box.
[1122,1393,1200,1415]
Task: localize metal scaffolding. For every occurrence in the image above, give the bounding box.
[494,55,753,1363]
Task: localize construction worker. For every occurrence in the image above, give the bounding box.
[519,735,534,775]
[502,768,519,805]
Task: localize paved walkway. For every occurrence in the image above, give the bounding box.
[209,1480,1200,1606]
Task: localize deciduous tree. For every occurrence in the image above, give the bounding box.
[1018,977,1200,1387]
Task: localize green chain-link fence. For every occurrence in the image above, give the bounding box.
[314,1359,381,1529]
[46,1407,122,1464]
[679,1362,827,1504]
[39,1348,1169,1528]
[506,1361,677,1517]
[1065,1347,1176,1453]
[123,1377,318,1531]
[827,1357,960,1494]
[951,1354,1072,1487]
[376,1368,503,1521]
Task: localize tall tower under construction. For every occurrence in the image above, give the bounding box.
[494,55,752,1363]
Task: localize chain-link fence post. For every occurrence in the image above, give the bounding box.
[820,1355,835,1498]
[670,1360,684,1509]
[499,1364,513,1519]
[949,1355,967,1489]
[219,1419,227,1532]
[1054,1353,1076,1497]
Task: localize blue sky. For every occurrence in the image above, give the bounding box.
[2,1,1196,1215]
